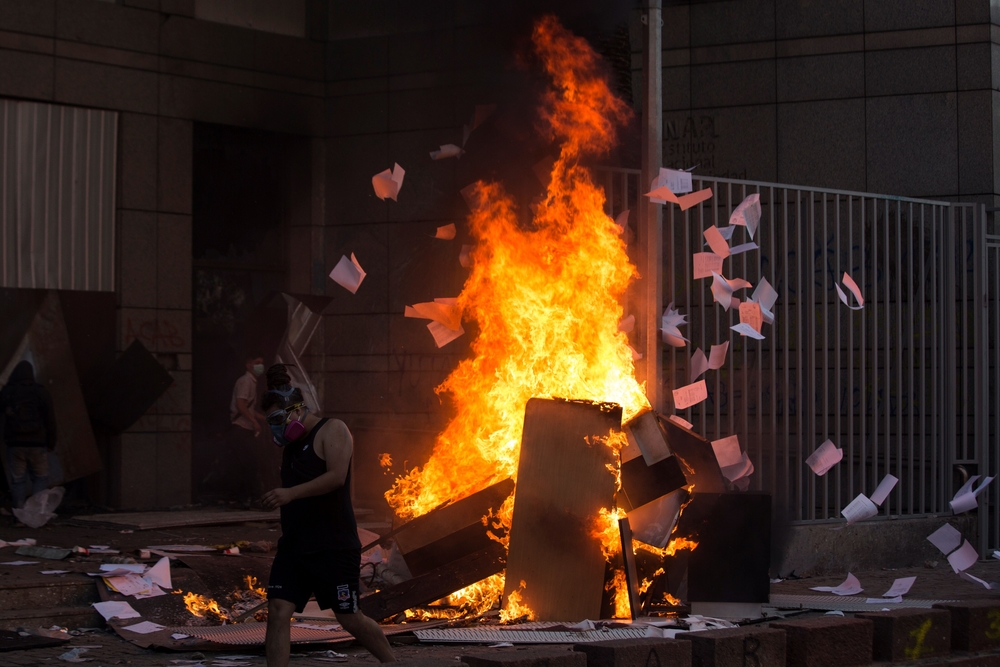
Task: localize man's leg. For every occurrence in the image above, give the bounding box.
[335,611,395,663]
[7,447,29,508]
[27,448,49,497]
[265,597,296,667]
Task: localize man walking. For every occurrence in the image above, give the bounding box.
[229,352,265,505]
[0,361,57,509]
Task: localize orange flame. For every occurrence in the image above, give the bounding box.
[383,16,648,618]
[500,580,534,622]
[184,592,229,621]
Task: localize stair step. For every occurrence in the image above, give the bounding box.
[0,606,103,631]
[0,577,99,611]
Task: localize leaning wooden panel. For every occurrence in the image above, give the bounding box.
[503,398,622,621]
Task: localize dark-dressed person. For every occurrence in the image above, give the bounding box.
[259,365,394,665]
[0,361,56,509]
[229,352,265,505]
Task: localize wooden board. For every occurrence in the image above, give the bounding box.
[503,398,621,621]
[657,413,728,493]
[72,509,280,530]
[359,542,506,622]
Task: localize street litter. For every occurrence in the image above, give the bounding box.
[92,601,140,621]
[0,538,36,547]
[121,621,165,634]
[13,487,64,528]
[2,560,38,565]
[810,572,863,596]
[58,647,91,662]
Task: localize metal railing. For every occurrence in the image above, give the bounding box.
[596,168,993,551]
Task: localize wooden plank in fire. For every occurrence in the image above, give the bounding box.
[376,478,514,577]
[358,541,506,622]
[503,398,621,621]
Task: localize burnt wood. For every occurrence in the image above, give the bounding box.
[359,542,506,622]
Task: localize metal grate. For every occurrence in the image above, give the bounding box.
[768,594,956,612]
[414,627,651,644]
[173,624,349,645]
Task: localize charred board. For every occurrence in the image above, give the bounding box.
[503,398,621,621]
[657,413,728,493]
[358,541,506,622]
[385,478,514,577]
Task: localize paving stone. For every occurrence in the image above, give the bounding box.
[573,637,691,667]
[462,648,585,667]
[935,600,1000,651]
[856,608,951,662]
[676,626,785,667]
[769,616,872,667]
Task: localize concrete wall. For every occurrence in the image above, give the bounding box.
[656,0,998,206]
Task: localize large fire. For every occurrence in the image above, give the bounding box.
[384,16,673,619]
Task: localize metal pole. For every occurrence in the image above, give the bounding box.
[638,0,663,411]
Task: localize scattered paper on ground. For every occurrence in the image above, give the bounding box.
[960,572,998,589]
[673,379,707,410]
[92,601,140,621]
[810,572,862,596]
[806,440,843,476]
[371,163,405,201]
[122,621,165,634]
[329,254,366,294]
[927,524,963,555]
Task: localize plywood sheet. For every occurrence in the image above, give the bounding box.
[503,398,621,621]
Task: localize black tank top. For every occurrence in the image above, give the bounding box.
[278,418,361,553]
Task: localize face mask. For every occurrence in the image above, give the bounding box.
[269,407,307,446]
[252,364,265,376]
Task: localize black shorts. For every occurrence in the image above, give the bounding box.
[267,546,361,614]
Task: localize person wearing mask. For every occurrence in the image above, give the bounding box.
[229,352,265,505]
[259,364,394,665]
[0,361,57,509]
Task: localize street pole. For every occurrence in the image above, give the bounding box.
[638,0,663,412]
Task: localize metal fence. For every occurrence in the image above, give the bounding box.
[596,168,994,552]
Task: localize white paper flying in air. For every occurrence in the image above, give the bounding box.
[731,323,765,340]
[721,452,754,486]
[835,272,864,310]
[948,540,979,573]
[645,184,714,211]
[92,601,141,621]
[711,272,734,310]
[950,475,994,514]
[810,572,862,596]
[693,252,725,280]
[729,242,758,256]
[690,348,709,383]
[618,314,635,334]
[329,254,366,294]
[371,163,405,201]
[629,345,643,361]
[711,435,742,468]
[870,474,899,506]
[703,226,730,258]
[709,342,729,370]
[668,415,694,429]
[927,524,963,555]
[122,621,165,634]
[614,209,630,234]
[806,440,843,476]
[460,244,474,268]
[661,303,689,347]
[730,193,761,239]
[960,571,998,589]
[430,144,464,160]
[663,168,693,195]
[882,576,916,598]
[427,321,464,348]
[673,379,708,410]
[842,493,878,525]
[405,300,462,331]
[739,302,763,333]
[434,223,457,240]
[750,277,779,324]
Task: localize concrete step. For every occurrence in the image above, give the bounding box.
[0,575,99,611]
[0,605,103,631]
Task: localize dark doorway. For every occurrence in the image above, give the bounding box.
[191,123,309,502]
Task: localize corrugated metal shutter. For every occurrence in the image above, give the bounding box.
[0,100,118,292]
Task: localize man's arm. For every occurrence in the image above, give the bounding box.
[261,420,352,509]
[236,397,261,435]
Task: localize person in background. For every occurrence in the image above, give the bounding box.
[229,351,266,506]
[0,361,57,509]
[259,364,394,665]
